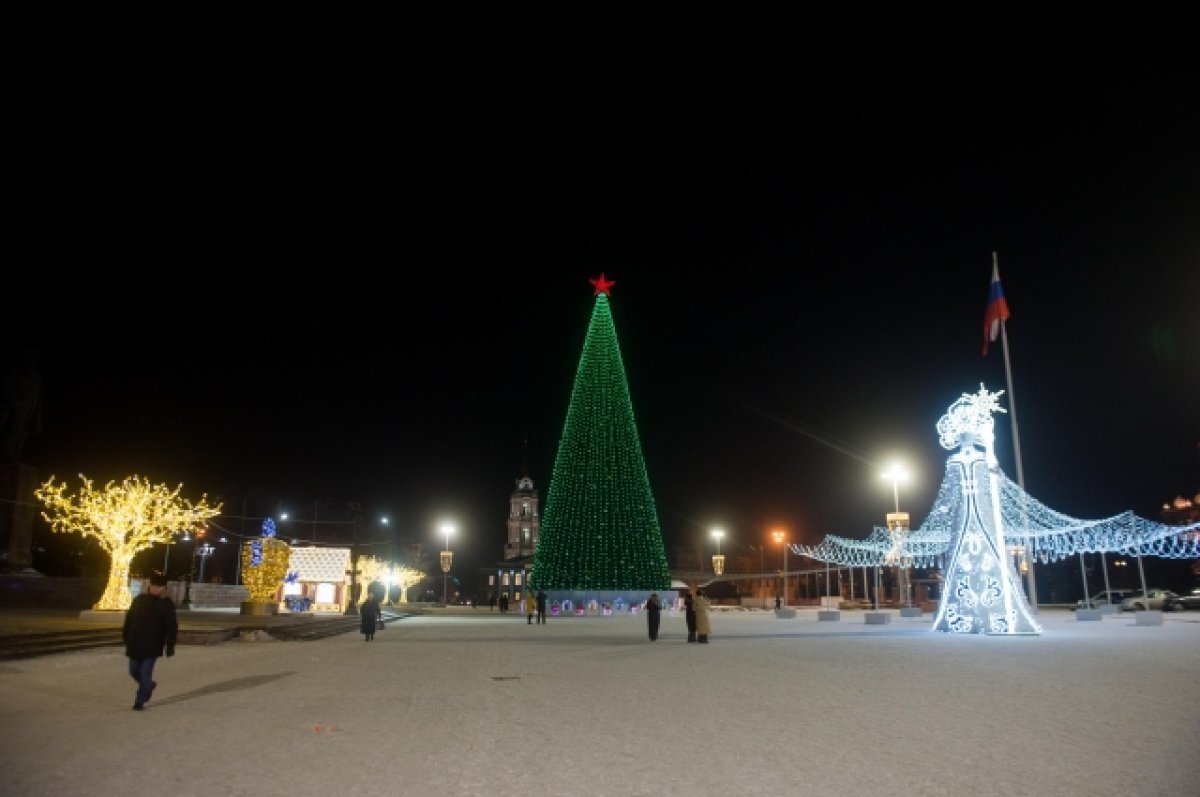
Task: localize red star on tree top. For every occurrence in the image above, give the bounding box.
[589,273,616,296]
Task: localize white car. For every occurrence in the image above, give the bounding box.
[1119,590,1179,611]
[1074,589,1136,609]
[1163,588,1200,611]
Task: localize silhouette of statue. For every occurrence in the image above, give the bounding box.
[1,349,42,464]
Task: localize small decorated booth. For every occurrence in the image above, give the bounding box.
[279,546,352,614]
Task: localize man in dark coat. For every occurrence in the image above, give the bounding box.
[122,575,177,711]
[360,595,381,641]
[684,590,697,642]
[645,593,662,641]
[535,590,547,624]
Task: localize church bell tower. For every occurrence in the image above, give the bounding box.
[504,474,539,560]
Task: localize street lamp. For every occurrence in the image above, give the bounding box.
[881,461,910,514]
[161,533,176,579]
[196,543,215,585]
[881,462,912,608]
[439,522,456,605]
[770,528,788,607]
[747,543,765,605]
[710,528,726,575]
[179,529,204,610]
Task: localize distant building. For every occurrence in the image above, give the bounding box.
[279,546,351,614]
[1161,492,1200,578]
[482,474,539,609]
[1160,492,1200,525]
[504,476,539,559]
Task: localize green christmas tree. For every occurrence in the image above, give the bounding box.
[529,274,671,591]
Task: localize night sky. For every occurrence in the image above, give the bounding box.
[7,42,1198,580]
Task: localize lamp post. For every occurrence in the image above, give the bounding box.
[710,528,726,575]
[343,533,362,616]
[439,522,456,605]
[881,461,910,514]
[177,530,195,609]
[162,535,175,579]
[746,543,765,606]
[770,528,788,607]
[882,462,912,607]
[196,543,215,585]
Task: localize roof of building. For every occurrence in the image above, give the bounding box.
[287,546,351,582]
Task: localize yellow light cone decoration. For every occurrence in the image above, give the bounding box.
[35,475,222,611]
[240,537,291,603]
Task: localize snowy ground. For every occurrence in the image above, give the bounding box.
[1,607,1197,797]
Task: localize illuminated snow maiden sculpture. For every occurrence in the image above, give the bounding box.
[929,386,1041,634]
[795,386,1200,635]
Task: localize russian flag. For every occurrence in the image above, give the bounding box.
[982,261,1010,356]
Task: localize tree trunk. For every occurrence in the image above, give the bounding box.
[95,548,135,610]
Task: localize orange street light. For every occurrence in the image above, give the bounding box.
[771,528,788,607]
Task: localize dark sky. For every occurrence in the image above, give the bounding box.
[7,41,1198,576]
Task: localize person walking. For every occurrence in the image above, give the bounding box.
[645,593,662,641]
[525,591,536,624]
[694,589,712,643]
[535,589,547,624]
[360,594,381,641]
[684,590,697,642]
[122,575,177,711]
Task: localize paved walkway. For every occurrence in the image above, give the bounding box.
[1,607,1197,797]
[0,604,433,634]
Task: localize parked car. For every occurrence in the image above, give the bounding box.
[1162,588,1200,611]
[1119,590,1180,611]
[1074,589,1137,610]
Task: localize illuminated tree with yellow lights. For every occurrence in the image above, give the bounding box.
[389,565,425,604]
[35,475,222,611]
[355,556,389,603]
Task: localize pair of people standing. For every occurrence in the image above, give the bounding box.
[685,589,711,643]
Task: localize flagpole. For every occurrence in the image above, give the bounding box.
[995,251,1038,610]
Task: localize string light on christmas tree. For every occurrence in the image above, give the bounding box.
[529,275,671,595]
